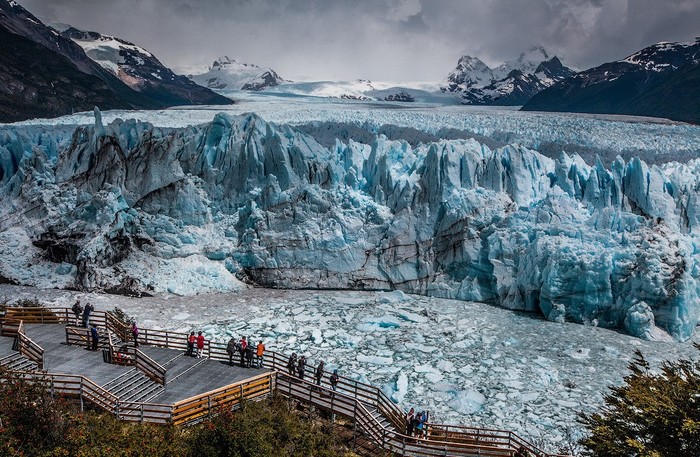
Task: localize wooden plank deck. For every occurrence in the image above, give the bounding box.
[22,323,272,404]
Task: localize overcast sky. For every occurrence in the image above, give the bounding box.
[19,0,700,81]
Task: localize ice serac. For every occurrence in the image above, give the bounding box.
[1,112,699,341]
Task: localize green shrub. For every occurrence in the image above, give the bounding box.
[580,347,700,456]
[186,396,350,457]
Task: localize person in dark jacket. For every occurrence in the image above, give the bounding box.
[315,360,324,386]
[131,321,139,347]
[297,355,307,380]
[226,337,238,366]
[90,324,99,351]
[330,369,339,391]
[82,302,94,328]
[406,407,415,436]
[71,300,82,326]
[287,353,297,375]
[245,344,254,368]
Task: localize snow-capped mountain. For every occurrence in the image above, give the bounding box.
[523,38,700,123]
[2,110,700,342]
[188,56,285,91]
[57,25,232,106]
[0,0,230,122]
[441,46,575,105]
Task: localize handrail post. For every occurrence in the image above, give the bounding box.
[79,377,84,412]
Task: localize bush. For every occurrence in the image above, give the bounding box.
[580,347,700,456]
[187,396,350,457]
[0,371,352,456]
[0,368,73,456]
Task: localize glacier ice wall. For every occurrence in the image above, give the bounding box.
[1,112,699,341]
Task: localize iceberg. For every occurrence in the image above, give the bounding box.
[1,110,700,340]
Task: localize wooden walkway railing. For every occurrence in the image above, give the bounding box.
[0,306,567,457]
[17,320,45,369]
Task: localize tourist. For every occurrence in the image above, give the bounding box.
[90,323,99,351]
[131,321,139,347]
[287,352,297,375]
[245,343,254,368]
[315,360,324,386]
[71,300,82,326]
[196,331,205,358]
[82,302,94,327]
[418,411,429,438]
[239,336,247,367]
[226,336,237,366]
[405,407,415,436]
[514,445,529,457]
[330,369,339,391]
[186,331,195,356]
[256,340,265,368]
[297,355,307,380]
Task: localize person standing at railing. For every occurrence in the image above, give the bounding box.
[406,407,415,436]
[226,337,237,366]
[239,336,247,367]
[330,369,339,391]
[71,300,82,326]
[287,352,297,375]
[131,321,139,347]
[82,302,94,328]
[196,331,205,358]
[315,360,324,386]
[244,343,254,367]
[90,324,99,351]
[297,355,307,380]
[186,331,196,356]
[256,340,265,368]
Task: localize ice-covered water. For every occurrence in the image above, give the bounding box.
[3,284,698,451]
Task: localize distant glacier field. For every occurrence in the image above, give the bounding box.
[10,91,700,164]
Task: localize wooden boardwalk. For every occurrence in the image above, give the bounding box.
[0,306,569,457]
[9,323,271,404]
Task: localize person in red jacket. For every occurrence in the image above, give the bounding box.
[186,331,196,356]
[196,331,205,358]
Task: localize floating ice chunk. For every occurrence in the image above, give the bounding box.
[519,392,540,402]
[397,310,429,323]
[436,360,455,372]
[171,312,191,321]
[378,290,412,303]
[449,389,486,414]
[311,329,323,343]
[426,372,444,383]
[564,347,590,359]
[389,372,409,403]
[363,315,401,329]
[357,354,393,365]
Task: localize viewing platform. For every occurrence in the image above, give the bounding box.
[0,306,568,457]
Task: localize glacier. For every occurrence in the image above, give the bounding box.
[1,110,700,341]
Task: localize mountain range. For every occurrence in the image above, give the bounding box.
[440,46,576,105]
[187,56,286,91]
[522,38,700,124]
[0,0,230,123]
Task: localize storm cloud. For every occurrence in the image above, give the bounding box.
[18,0,700,81]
